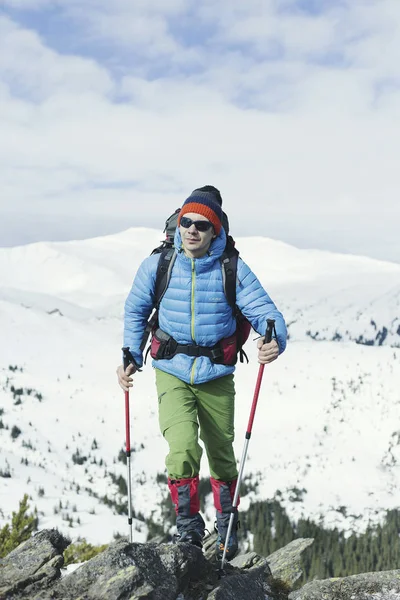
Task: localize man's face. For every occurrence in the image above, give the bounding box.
[179,212,216,258]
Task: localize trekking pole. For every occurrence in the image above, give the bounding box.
[122,347,134,543]
[220,319,276,573]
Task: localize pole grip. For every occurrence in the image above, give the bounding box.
[265,319,275,344]
[122,347,142,373]
[122,347,131,371]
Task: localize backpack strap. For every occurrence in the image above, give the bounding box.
[154,247,177,308]
[139,248,177,355]
[221,244,250,364]
[220,243,239,310]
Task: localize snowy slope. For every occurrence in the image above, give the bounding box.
[0,229,399,545]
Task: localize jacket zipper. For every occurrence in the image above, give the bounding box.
[190,258,196,384]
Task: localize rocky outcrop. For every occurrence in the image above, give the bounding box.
[288,570,400,600]
[251,538,315,589]
[0,529,69,599]
[0,529,309,600]
[3,528,400,600]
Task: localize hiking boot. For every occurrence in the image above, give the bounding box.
[178,529,204,549]
[210,477,240,561]
[168,476,205,549]
[214,513,239,561]
[215,529,238,560]
[176,513,205,547]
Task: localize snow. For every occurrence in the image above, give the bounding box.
[0,229,399,545]
[62,563,83,577]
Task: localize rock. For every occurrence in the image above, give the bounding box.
[0,529,290,600]
[0,529,69,600]
[36,539,216,600]
[203,531,218,562]
[6,527,400,600]
[219,540,314,600]
[207,561,275,600]
[266,538,314,588]
[288,569,400,600]
[230,552,265,570]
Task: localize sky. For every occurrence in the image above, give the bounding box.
[0,0,399,262]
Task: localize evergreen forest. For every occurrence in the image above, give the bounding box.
[240,498,400,583]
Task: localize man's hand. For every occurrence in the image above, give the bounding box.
[257,338,279,365]
[116,363,136,391]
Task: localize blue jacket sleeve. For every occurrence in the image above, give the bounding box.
[123,254,159,367]
[235,258,287,354]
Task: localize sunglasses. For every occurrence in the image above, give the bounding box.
[180,216,213,232]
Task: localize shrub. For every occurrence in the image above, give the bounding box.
[63,539,108,566]
[156,472,168,484]
[110,473,128,496]
[118,448,127,465]
[72,449,87,465]
[11,425,21,439]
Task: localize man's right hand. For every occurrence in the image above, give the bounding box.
[116,364,136,391]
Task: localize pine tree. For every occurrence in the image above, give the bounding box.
[239,498,400,583]
[0,495,38,558]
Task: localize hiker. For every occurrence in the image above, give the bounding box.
[117,186,287,560]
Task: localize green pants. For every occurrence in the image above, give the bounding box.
[155,369,238,481]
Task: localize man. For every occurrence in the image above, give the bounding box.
[117,186,287,560]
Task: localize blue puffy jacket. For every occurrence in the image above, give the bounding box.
[124,226,287,385]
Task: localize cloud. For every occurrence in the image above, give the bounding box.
[2,0,51,7]
[4,0,192,63]
[0,17,114,101]
[0,2,399,262]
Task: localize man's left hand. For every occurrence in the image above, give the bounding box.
[257,338,279,365]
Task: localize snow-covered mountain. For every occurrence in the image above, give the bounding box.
[0,229,399,545]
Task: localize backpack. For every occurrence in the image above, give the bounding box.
[140,209,251,366]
